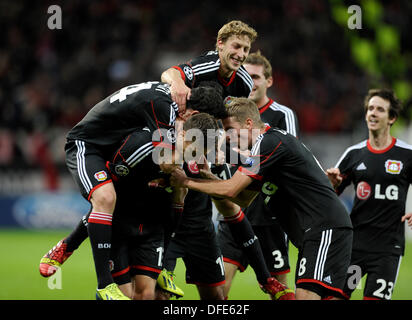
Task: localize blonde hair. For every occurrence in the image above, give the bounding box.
[245,50,272,79]
[226,97,264,127]
[216,20,257,46]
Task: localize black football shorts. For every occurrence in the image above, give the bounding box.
[217,221,290,275]
[295,227,353,299]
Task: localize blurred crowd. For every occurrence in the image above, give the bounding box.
[0,0,410,173]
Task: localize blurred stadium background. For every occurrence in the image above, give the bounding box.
[0,0,411,300]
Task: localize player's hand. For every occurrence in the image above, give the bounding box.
[232,147,251,159]
[197,155,216,180]
[170,81,191,115]
[170,167,188,187]
[325,167,342,189]
[401,213,412,229]
[148,178,168,188]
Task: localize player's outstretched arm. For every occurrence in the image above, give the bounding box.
[170,167,256,208]
[161,68,191,114]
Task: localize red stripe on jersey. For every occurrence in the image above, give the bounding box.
[112,134,132,163]
[363,296,381,300]
[87,179,113,201]
[259,99,274,114]
[237,166,263,181]
[260,141,282,166]
[112,266,130,278]
[152,141,174,150]
[217,70,237,87]
[223,257,246,272]
[367,137,396,154]
[296,279,347,298]
[131,265,162,274]
[172,66,186,82]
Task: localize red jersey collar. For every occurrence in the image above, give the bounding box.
[367,137,396,154]
[259,98,274,114]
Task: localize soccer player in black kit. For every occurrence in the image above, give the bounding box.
[39,81,225,299]
[160,21,295,300]
[170,98,353,300]
[107,113,220,299]
[216,51,299,298]
[326,89,412,300]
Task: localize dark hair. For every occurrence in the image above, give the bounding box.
[187,83,228,119]
[364,88,402,120]
[183,113,219,152]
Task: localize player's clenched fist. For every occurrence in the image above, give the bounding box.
[325,167,342,189]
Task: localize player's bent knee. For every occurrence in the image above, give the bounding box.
[90,183,117,211]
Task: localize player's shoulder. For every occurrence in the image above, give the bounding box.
[335,140,367,167]
[268,100,295,114]
[266,99,298,136]
[394,138,412,152]
[236,65,253,92]
[189,51,220,75]
[343,139,368,155]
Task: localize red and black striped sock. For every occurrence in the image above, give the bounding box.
[87,212,113,289]
[225,209,271,285]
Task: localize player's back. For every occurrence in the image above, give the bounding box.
[109,129,173,224]
[67,81,177,147]
[247,128,352,236]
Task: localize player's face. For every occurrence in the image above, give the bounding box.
[218,35,251,76]
[244,64,272,104]
[222,116,251,150]
[365,96,395,132]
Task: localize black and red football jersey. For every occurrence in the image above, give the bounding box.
[238,127,352,241]
[67,81,178,148]
[335,137,412,255]
[243,99,300,226]
[173,51,253,99]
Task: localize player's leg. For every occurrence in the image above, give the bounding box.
[213,198,294,300]
[363,253,402,300]
[133,275,157,300]
[295,227,352,300]
[216,221,248,299]
[196,284,225,300]
[65,139,119,293]
[222,262,239,299]
[39,210,90,277]
[176,226,226,300]
[129,222,164,300]
[87,182,117,290]
[156,236,185,299]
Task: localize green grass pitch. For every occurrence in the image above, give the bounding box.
[0,228,411,300]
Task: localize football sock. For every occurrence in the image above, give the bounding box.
[64,212,90,252]
[87,212,113,289]
[225,209,271,285]
[164,203,184,254]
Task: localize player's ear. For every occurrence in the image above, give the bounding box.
[266,76,273,89]
[217,39,224,51]
[245,118,253,129]
[388,115,397,126]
